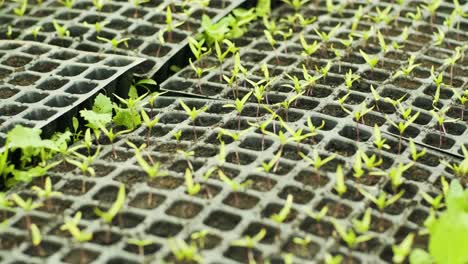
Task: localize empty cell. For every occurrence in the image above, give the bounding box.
[38,78,69,91]
[65,81,97,94]
[8,73,41,86]
[0,87,19,99]
[104,58,133,67]
[0,104,26,116]
[16,92,48,103]
[50,51,78,60]
[23,108,57,121]
[29,60,59,73]
[2,55,32,68]
[57,65,87,77]
[44,95,76,108]
[85,68,116,80]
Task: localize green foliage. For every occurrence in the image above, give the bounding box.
[52,20,70,38]
[332,220,373,248]
[231,228,266,248]
[425,180,468,264]
[60,212,93,243]
[185,168,201,196]
[30,223,42,246]
[94,184,125,223]
[271,194,293,223]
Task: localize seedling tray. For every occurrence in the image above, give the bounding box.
[0,0,248,78]
[160,0,468,156]
[1,94,462,263]
[0,40,144,146]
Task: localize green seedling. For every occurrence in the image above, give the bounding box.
[189,58,215,93]
[29,26,42,40]
[368,5,393,24]
[302,65,322,96]
[29,224,44,256]
[292,235,312,248]
[324,253,343,264]
[66,147,101,193]
[231,228,266,248]
[334,165,347,197]
[393,233,414,263]
[314,23,340,43]
[177,149,195,171]
[282,0,310,12]
[360,151,383,170]
[373,125,390,152]
[95,184,125,243]
[113,90,148,130]
[332,220,373,248]
[169,239,203,263]
[223,91,252,130]
[316,61,332,79]
[304,205,328,222]
[431,106,457,148]
[300,150,336,183]
[141,109,159,146]
[273,92,304,122]
[393,54,420,78]
[99,126,131,159]
[188,36,210,61]
[358,188,405,212]
[352,208,372,234]
[352,150,365,182]
[359,49,379,70]
[279,118,313,152]
[420,191,444,210]
[344,69,360,90]
[128,238,154,258]
[97,36,130,50]
[386,112,419,154]
[350,5,363,32]
[424,0,442,24]
[222,53,246,98]
[247,79,271,117]
[444,46,463,86]
[218,170,252,206]
[341,102,373,142]
[13,0,27,17]
[452,88,468,120]
[256,0,271,17]
[373,162,412,193]
[433,27,445,46]
[440,145,468,178]
[214,39,238,79]
[185,168,201,196]
[271,194,293,223]
[409,138,426,161]
[58,0,75,8]
[179,99,208,140]
[11,194,42,228]
[264,29,279,64]
[52,20,70,38]
[92,0,106,11]
[31,177,62,211]
[60,212,93,262]
[190,230,209,249]
[406,6,422,21]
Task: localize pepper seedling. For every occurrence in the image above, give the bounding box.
[358,188,405,213]
[299,150,336,183]
[440,145,468,178]
[409,139,426,161]
[168,239,203,263]
[393,54,420,78]
[373,162,412,193]
[11,194,42,228]
[65,147,101,193]
[31,177,62,212]
[271,194,293,223]
[352,208,372,234]
[332,220,373,248]
[127,237,154,258]
[179,99,208,140]
[52,20,70,39]
[218,170,252,206]
[94,184,125,243]
[393,233,414,263]
[334,165,347,197]
[359,49,379,70]
[185,168,201,196]
[96,36,130,50]
[223,91,252,130]
[29,224,44,256]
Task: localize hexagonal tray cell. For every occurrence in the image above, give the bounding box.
[0,0,249,78]
[0,40,144,145]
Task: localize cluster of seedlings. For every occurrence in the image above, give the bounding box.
[0,0,247,76]
[0,0,467,263]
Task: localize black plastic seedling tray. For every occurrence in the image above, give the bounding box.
[0,40,144,147]
[160,0,468,156]
[1,94,463,263]
[0,0,248,79]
